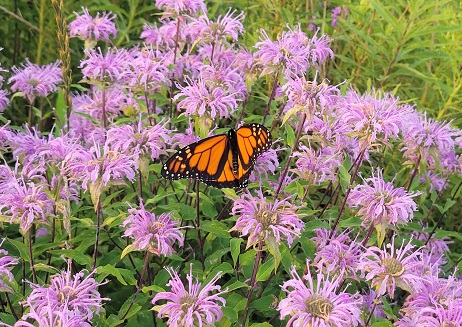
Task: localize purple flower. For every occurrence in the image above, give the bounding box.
[278,261,363,327]
[292,145,342,185]
[80,47,130,82]
[126,47,171,93]
[64,143,137,204]
[9,59,62,102]
[155,0,207,17]
[141,21,191,49]
[398,274,462,325]
[71,88,127,124]
[122,202,185,256]
[0,89,9,111]
[312,228,351,250]
[8,126,48,169]
[189,9,244,45]
[106,118,171,163]
[313,229,362,279]
[347,169,420,228]
[230,189,304,248]
[254,25,333,79]
[23,262,108,322]
[15,305,91,327]
[249,147,279,183]
[152,264,226,326]
[412,228,451,267]
[282,76,340,124]
[174,75,239,119]
[0,170,54,233]
[361,290,386,319]
[69,7,117,43]
[0,122,13,152]
[170,122,201,149]
[401,112,458,173]
[331,7,342,27]
[339,90,411,152]
[420,171,448,193]
[358,237,422,298]
[200,64,247,100]
[0,239,19,293]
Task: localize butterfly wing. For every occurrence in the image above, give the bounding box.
[161,134,230,182]
[236,123,272,170]
[202,146,251,189]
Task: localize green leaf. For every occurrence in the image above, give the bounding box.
[250,323,273,327]
[280,244,293,272]
[33,263,60,274]
[117,293,142,321]
[266,237,281,272]
[8,238,30,261]
[285,124,296,148]
[223,280,247,292]
[371,321,393,327]
[256,256,274,282]
[338,165,351,191]
[97,264,137,286]
[107,314,124,327]
[54,90,67,133]
[230,238,243,267]
[250,295,277,312]
[47,249,92,266]
[121,244,137,259]
[221,188,239,200]
[201,220,231,239]
[201,201,218,217]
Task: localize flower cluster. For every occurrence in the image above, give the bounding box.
[0,239,19,293]
[9,59,62,102]
[19,263,108,326]
[278,261,363,326]
[254,25,334,79]
[69,7,117,44]
[348,169,420,228]
[152,264,226,326]
[231,189,305,248]
[122,202,185,256]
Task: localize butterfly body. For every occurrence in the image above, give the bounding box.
[161,123,272,189]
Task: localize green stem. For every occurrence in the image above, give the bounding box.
[241,241,264,327]
[92,198,103,269]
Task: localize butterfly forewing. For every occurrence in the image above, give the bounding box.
[236,123,272,170]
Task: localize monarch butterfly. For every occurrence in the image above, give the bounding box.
[161,123,272,189]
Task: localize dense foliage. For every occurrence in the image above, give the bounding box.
[0,1,461,326]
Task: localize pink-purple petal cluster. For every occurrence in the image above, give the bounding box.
[9,59,62,102]
[122,202,185,256]
[358,237,422,299]
[23,264,108,324]
[230,189,304,248]
[347,169,420,228]
[278,261,363,327]
[292,145,342,184]
[69,7,117,42]
[0,239,19,293]
[152,264,226,326]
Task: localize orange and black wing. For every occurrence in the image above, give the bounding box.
[235,123,272,170]
[161,134,230,183]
